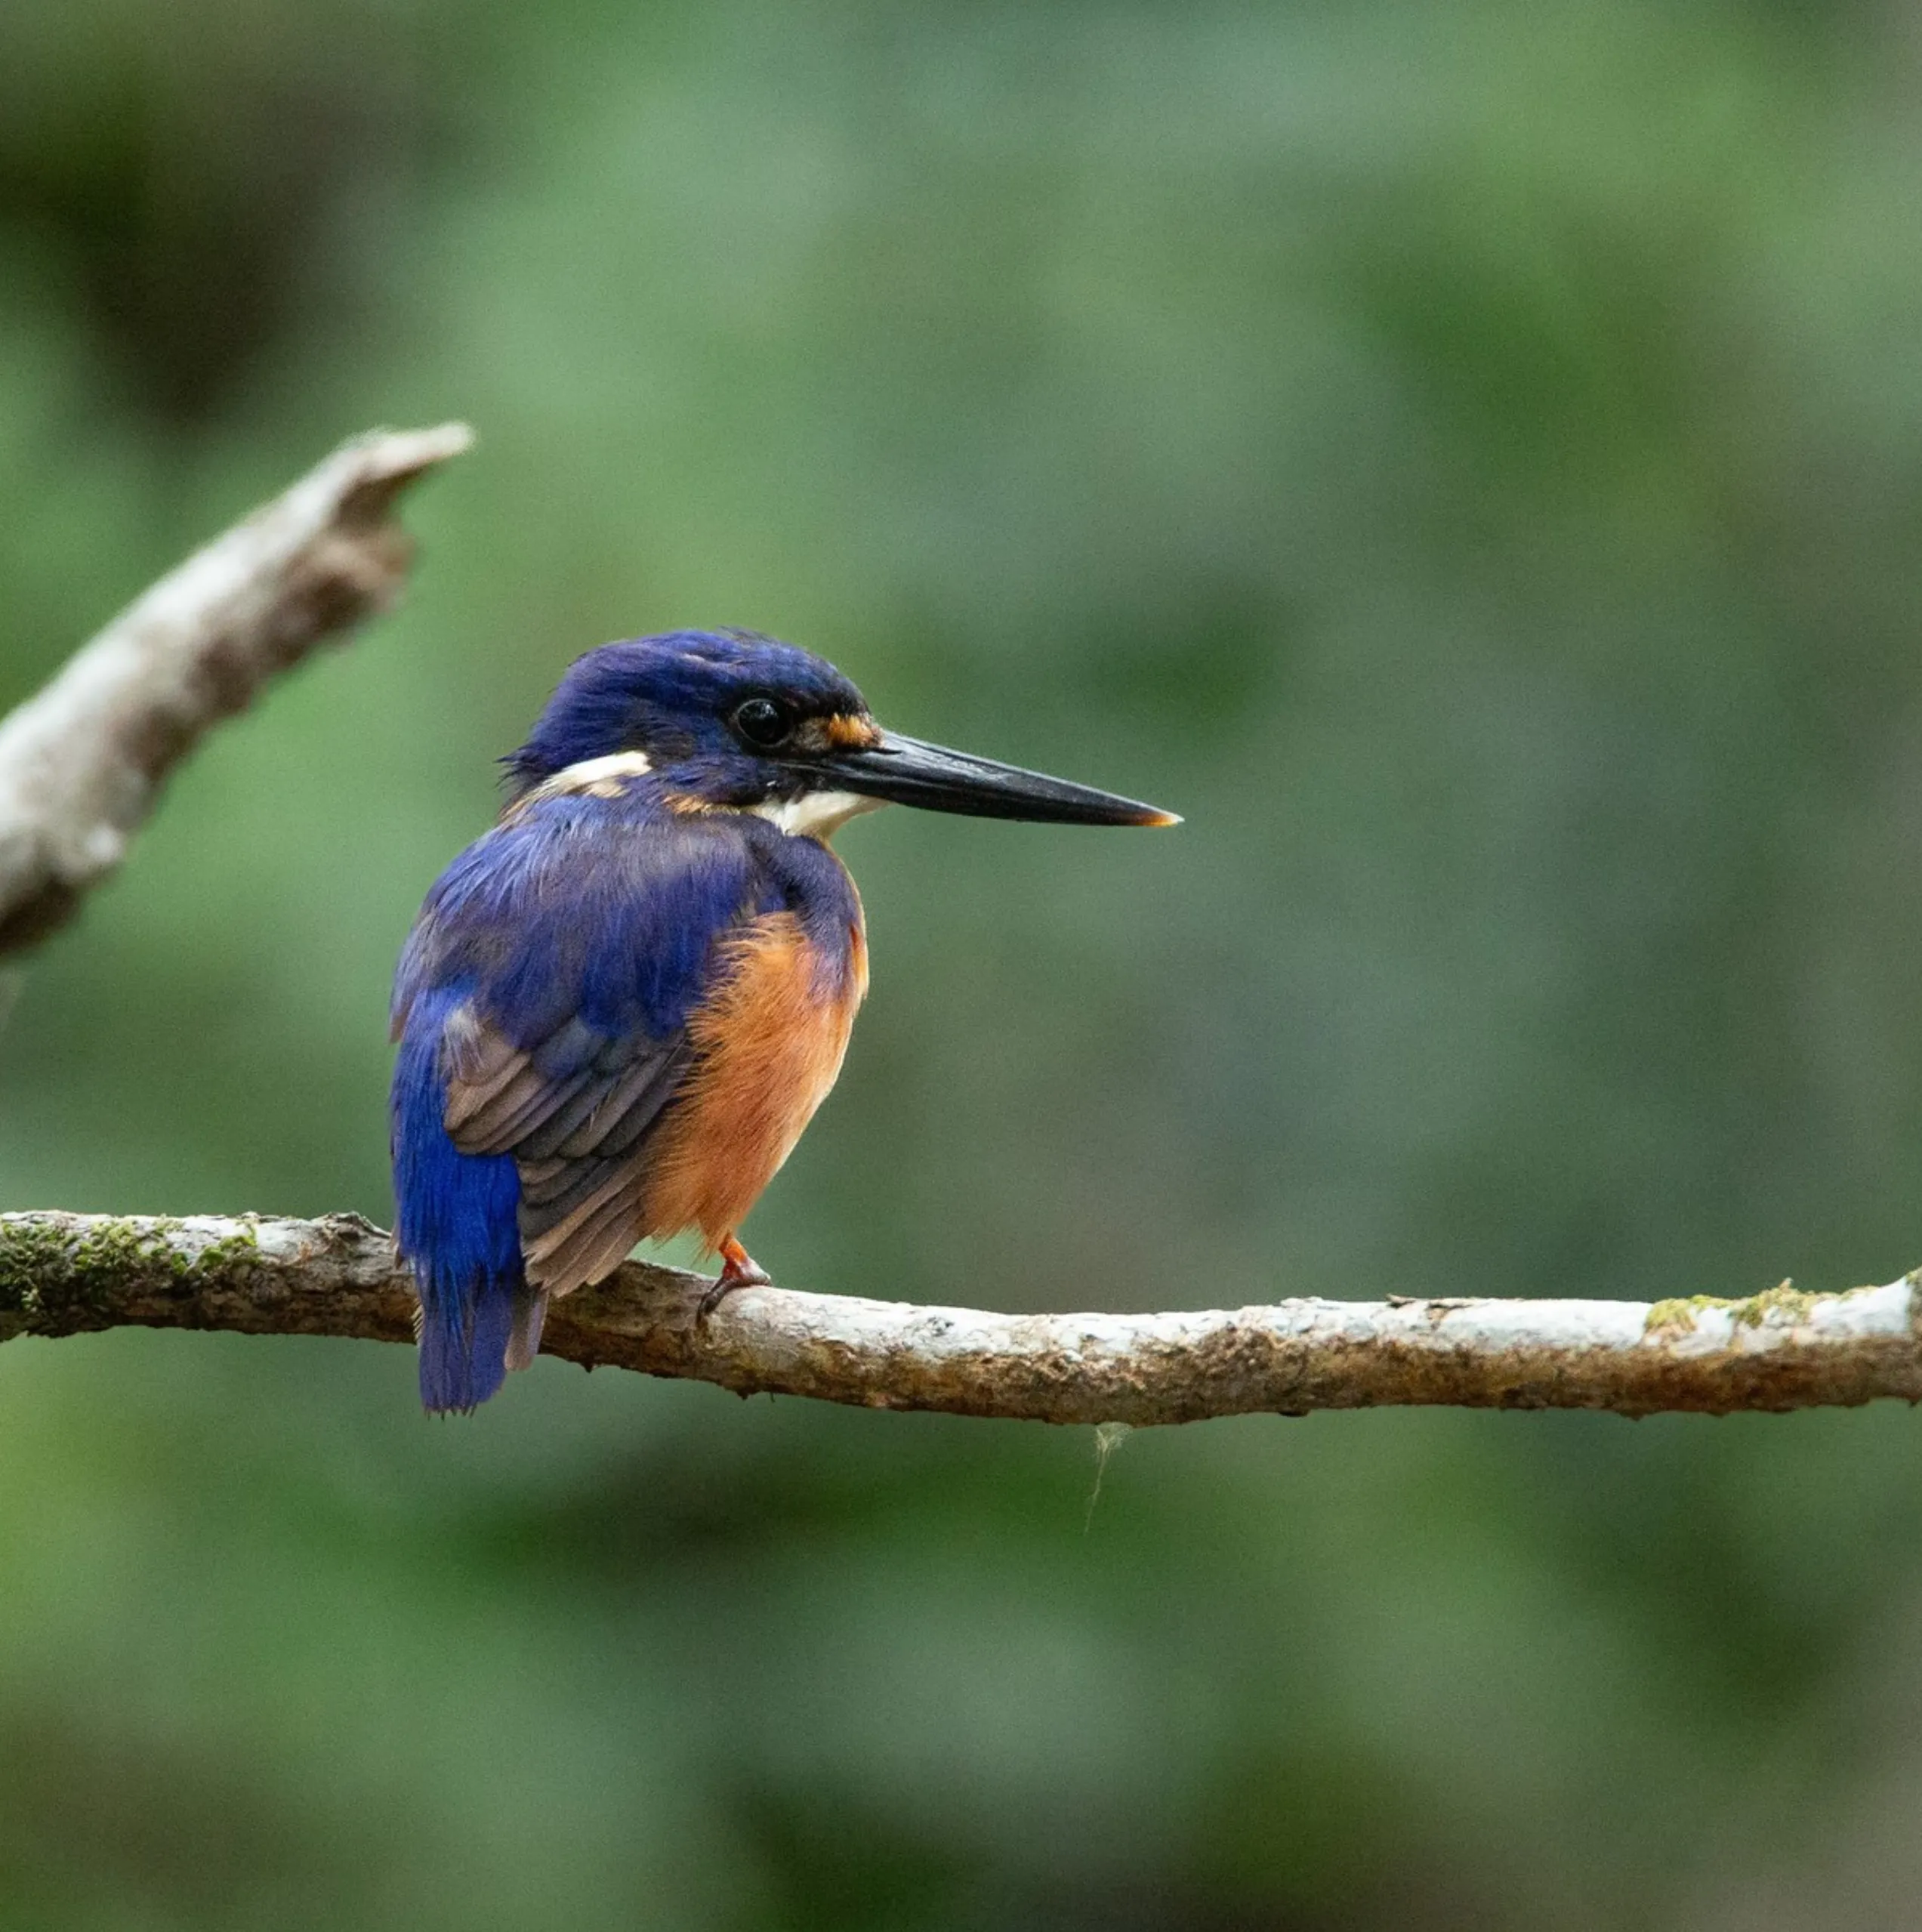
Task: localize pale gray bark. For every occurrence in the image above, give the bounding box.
[0,423,472,952]
[2,1212,1915,1422]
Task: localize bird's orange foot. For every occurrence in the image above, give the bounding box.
[696,1236,771,1322]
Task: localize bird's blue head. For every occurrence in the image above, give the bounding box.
[504,629,1177,830]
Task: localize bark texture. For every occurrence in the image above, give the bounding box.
[0,423,473,953]
[3,1212,1917,1422]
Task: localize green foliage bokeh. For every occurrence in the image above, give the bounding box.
[5,1,1922,1924]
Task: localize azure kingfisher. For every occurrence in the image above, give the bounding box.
[390,630,1176,1413]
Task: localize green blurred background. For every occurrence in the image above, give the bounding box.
[5,0,1922,1924]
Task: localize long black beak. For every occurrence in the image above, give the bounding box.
[802,730,1179,826]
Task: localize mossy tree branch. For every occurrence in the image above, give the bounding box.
[3,1212,1919,1422]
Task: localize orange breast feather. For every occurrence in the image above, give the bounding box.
[640,909,867,1247]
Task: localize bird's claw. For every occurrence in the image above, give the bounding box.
[696,1239,771,1323]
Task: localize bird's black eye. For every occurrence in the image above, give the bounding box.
[732,696,794,748]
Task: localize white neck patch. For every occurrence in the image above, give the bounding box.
[751,790,889,841]
[526,751,654,803]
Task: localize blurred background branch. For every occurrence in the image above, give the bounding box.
[5,1211,1918,1424]
[0,422,470,953]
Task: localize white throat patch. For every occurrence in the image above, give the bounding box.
[751,790,889,841]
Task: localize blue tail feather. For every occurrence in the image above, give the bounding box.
[392,988,526,1414]
[418,1277,517,1415]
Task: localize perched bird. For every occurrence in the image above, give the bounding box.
[390,630,1175,1412]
